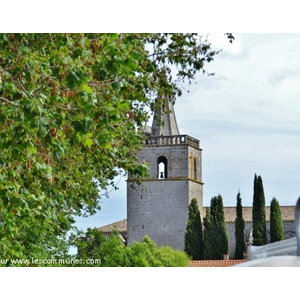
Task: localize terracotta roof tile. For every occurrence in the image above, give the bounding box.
[202,206,295,223]
[188,260,246,267]
[98,219,127,233]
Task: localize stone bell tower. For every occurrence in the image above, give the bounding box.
[127,96,203,250]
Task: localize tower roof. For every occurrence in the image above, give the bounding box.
[151,96,180,136]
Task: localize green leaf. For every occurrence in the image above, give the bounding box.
[81,83,92,93]
[83,137,94,149]
[40,93,47,99]
[28,145,36,154]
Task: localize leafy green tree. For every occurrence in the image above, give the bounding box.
[157,245,191,267]
[76,229,128,267]
[76,229,190,267]
[270,197,284,243]
[0,33,232,260]
[234,191,245,259]
[252,174,267,246]
[128,236,163,267]
[203,195,228,260]
[184,198,203,260]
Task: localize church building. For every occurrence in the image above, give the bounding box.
[126,96,203,250]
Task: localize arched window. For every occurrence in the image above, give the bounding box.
[194,157,197,180]
[157,156,168,179]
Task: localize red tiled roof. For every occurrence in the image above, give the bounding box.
[98,219,127,233]
[188,260,246,267]
[202,206,295,223]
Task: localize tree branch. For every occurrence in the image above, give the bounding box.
[0,97,19,107]
[89,75,124,87]
[147,49,169,58]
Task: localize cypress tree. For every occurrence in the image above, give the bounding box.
[252,174,267,246]
[270,197,284,243]
[203,195,228,260]
[235,191,245,259]
[184,198,203,260]
[202,208,213,260]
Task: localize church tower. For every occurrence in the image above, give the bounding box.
[127,96,203,250]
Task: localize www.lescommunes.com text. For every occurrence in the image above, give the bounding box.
[0,258,101,265]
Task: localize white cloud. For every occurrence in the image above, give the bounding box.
[267,68,300,86]
[207,33,244,56]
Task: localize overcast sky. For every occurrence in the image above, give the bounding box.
[76,33,300,231]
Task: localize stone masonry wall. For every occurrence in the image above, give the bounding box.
[127,179,190,250]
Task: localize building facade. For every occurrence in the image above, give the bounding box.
[126,97,203,250]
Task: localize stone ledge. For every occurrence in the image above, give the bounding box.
[127,177,204,185]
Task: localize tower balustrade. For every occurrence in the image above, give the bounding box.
[144,134,200,148]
